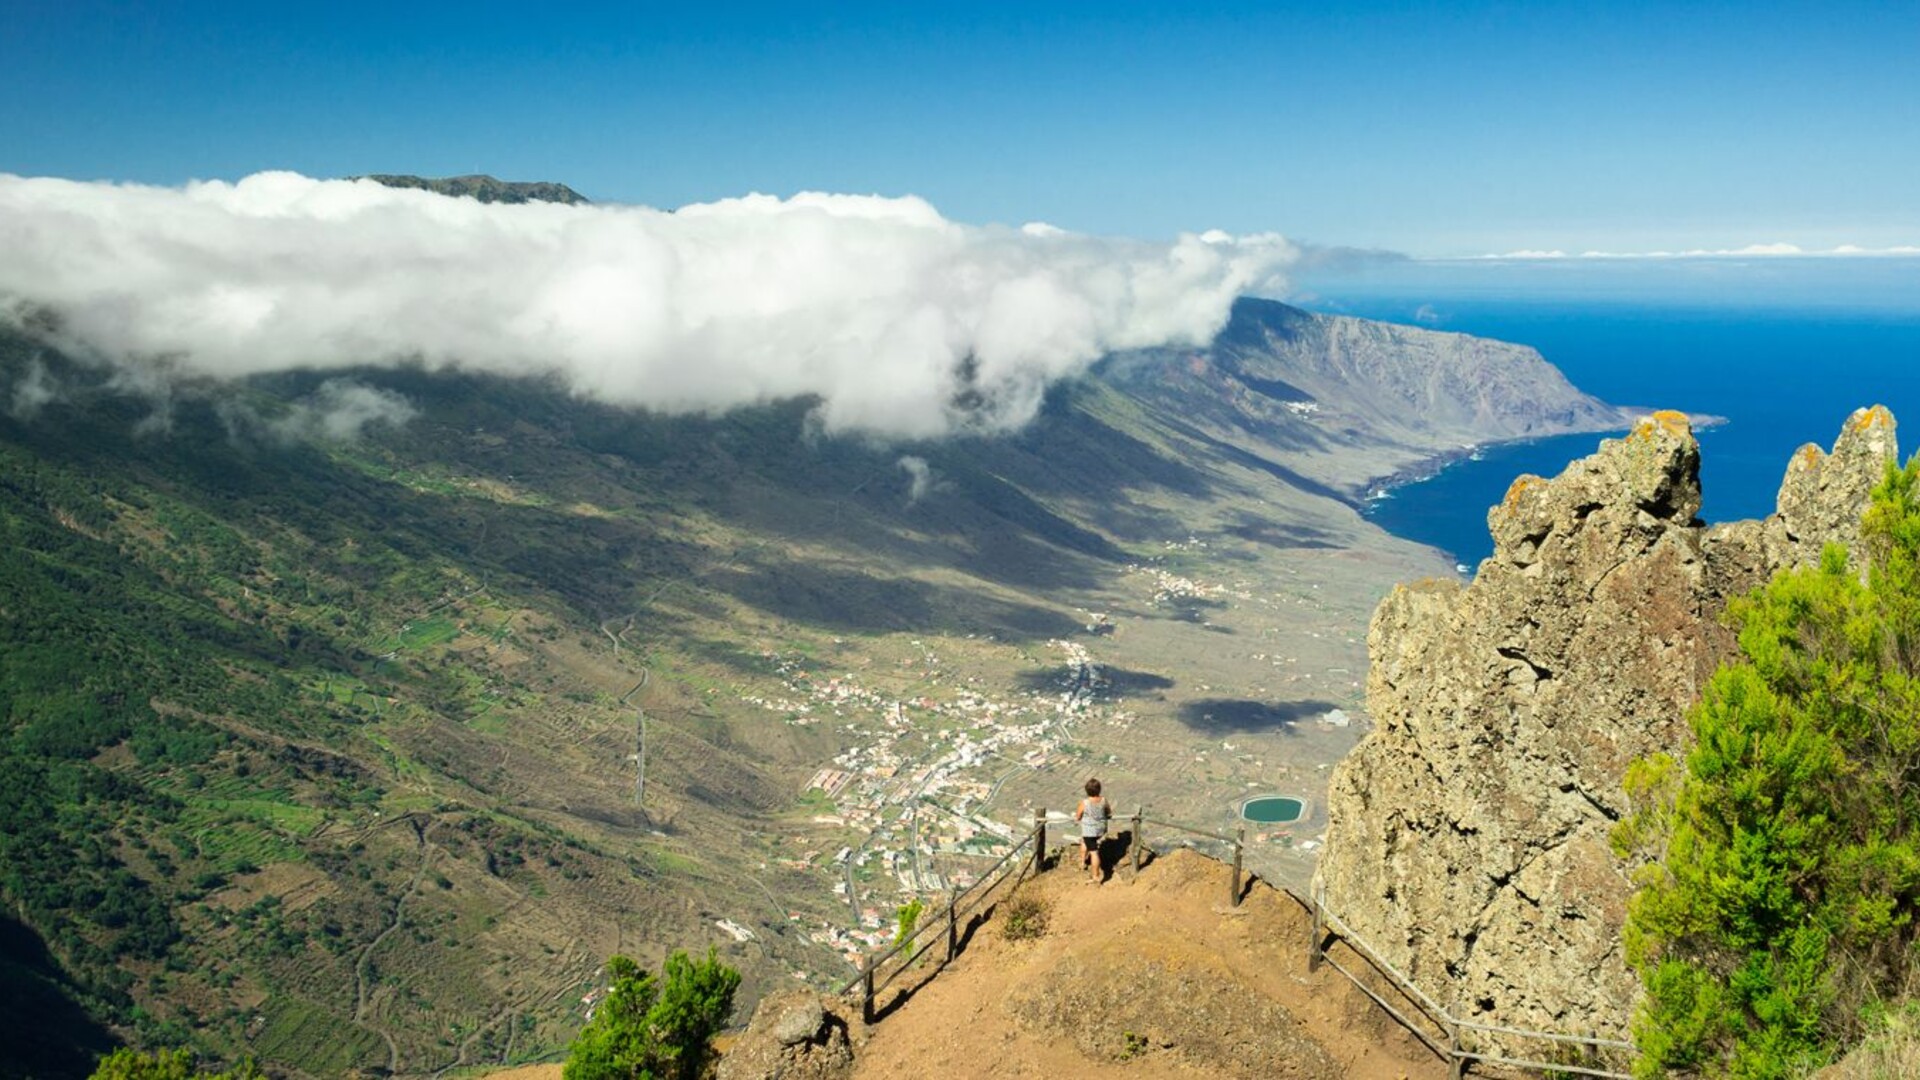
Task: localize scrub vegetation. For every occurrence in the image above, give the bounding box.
[1616,458,1920,1078]
[561,950,739,1080]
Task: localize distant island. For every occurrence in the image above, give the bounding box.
[356,173,590,205]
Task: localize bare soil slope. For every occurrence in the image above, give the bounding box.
[844,848,1444,1079]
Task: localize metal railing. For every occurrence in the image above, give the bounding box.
[1306,880,1637,1079]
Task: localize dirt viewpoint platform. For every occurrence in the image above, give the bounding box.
[844,847,1445,1079]
[482,849,1445,1080]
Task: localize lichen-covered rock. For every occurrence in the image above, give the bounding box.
[771,998,828,1047]
[1316,408,1901,1049]
[1711,404,1899,583]
[716,990,858,1080]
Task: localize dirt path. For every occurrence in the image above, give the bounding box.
[848,848,1447,1079]
[354,817,436,1072]
[472,1067,560,1080]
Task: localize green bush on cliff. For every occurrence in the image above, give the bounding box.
[563,949,740,1080]
[1616,458,1920,1078]
[88,1048,262,1079]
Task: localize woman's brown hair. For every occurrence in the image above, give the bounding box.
[1085,777,1102,797]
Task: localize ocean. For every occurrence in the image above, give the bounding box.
[1322,301,1920,570]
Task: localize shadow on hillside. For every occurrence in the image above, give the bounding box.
[705,559,1082,641]
[0,912,116,1078]
[1013,666,1175,697]
[1176,698,1338,734]
[679,636,777,676]
[1235,371,1315,404]
[1222,514,1343,550]
[1156,417,1353,506]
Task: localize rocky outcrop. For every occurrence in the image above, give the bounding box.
[1315,407,1901,1045]
[716,990,859,1080]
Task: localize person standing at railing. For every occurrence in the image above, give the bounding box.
[1075,778,1111,884]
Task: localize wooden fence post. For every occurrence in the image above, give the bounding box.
[1032,808,1046,875]
[1230,826,1245,907]
[946,886,958,961]
[861,959,875,1024]
[1449,1025,1465,1079]
[1131,808,1144,873]
[1308,890,1324,973]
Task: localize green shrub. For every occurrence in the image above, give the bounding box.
[893,897,925,946]
[1616,457,1920,1078]
[563,949,741,1080]
[89,1047,262,1079]
[1001,890,1050,941]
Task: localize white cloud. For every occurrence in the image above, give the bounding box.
[0,172,1301,438]
[8,356,59,419]
[269,379,419,442]
[896,455,936,503]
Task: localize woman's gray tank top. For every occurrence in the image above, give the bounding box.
[1080,796,1109,837]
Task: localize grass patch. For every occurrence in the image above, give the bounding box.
[397,616,460,651]
[1000,890,1050,941]
[649,850,706,876]
[252,994,385,1073]
[181,815,302,871]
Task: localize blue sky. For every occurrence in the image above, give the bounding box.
[4,1,1918,259]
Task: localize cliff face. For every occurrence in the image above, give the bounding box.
[1215,299,1633,446]
[1101,298,1644,501]
[1315,407,1900,1042]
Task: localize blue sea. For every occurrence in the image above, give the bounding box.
[1323,301,1920,570]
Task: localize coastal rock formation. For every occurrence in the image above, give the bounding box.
[1315,407,1901,1045]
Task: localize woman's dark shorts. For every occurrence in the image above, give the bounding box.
[1081,836,1101,853]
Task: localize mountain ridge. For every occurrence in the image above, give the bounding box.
[356,174,590,205]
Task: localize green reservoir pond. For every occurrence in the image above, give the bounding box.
[1240,796,1306,824]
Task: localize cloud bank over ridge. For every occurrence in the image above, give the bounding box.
[0,172,1299,438]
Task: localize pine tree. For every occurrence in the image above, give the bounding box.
[1617,458,1920,1078]
[563,949,740,1080]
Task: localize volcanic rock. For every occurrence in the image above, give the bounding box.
[1315,407,1901,1047]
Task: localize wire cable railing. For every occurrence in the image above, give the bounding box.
[1307,879,1637,1079]
[834,805,1637,1078]
[836,806,1250,1023]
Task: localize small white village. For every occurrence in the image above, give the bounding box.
[720,545,1347,975]
[742,634,1116,968]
